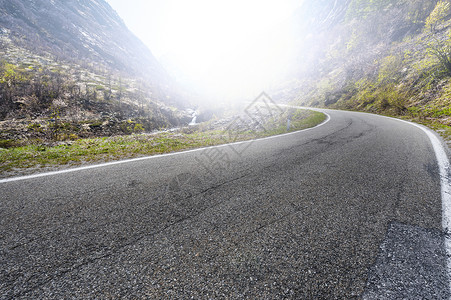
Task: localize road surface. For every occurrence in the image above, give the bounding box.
[1,109,450,299]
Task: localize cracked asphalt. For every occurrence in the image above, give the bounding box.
[0,109,449,299]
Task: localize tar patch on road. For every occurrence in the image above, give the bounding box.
[363,222,449,299]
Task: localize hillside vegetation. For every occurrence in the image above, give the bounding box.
[0,0,191,148]
[291,0,451,143]
[0,31,188,141]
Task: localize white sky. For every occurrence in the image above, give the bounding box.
[106,0,303,97]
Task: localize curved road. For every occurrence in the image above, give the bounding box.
[1,109,450,299]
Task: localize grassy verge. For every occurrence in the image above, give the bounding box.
[402,117,451,147]
[426,123,451,142]
[0,109,326,175]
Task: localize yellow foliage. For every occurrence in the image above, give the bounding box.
[377,55,402,84]
[0,62,25,87]
[425,1,450,33]
[347,30,360,51]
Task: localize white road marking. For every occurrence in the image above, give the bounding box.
[287,107,451,289]
[392,118,451,292]
[0,112,330,184]
[295,106,451,294]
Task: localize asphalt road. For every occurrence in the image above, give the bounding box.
[1,109,450,299]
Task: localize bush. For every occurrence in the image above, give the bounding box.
[134,123,144,132]
[0,139,17,149]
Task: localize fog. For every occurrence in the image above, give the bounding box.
[106,0,305,104]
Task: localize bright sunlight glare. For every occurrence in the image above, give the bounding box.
[107,0,303,99]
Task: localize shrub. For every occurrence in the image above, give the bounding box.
[134,123,144,132]
[0,139,16,149]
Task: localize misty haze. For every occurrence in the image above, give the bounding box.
[0,0,450,299]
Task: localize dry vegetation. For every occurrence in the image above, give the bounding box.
[0,30,190,148]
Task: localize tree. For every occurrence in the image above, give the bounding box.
[423,1,451,75]
[426,32,451,74]
[103,75,112,101]
[406,0,438,27]
[346,0,396,20]
[0,62,25,104]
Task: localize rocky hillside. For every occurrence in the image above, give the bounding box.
[0,0,191,146]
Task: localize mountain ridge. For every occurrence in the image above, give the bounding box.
[0,0,166,81]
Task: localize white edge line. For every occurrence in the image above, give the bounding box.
[0,110,331,184]
[307,107,450,229]
[388,116,451,289]
[305,107,451,291]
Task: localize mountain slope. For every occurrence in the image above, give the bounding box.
[279,0,450,142]
[0,0,190,145]
[0,0,166,81]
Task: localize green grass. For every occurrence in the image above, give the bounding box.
[385,113,451,145]
[415,120,451,142]
[257,109,326,137]
[0,109,326,175]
